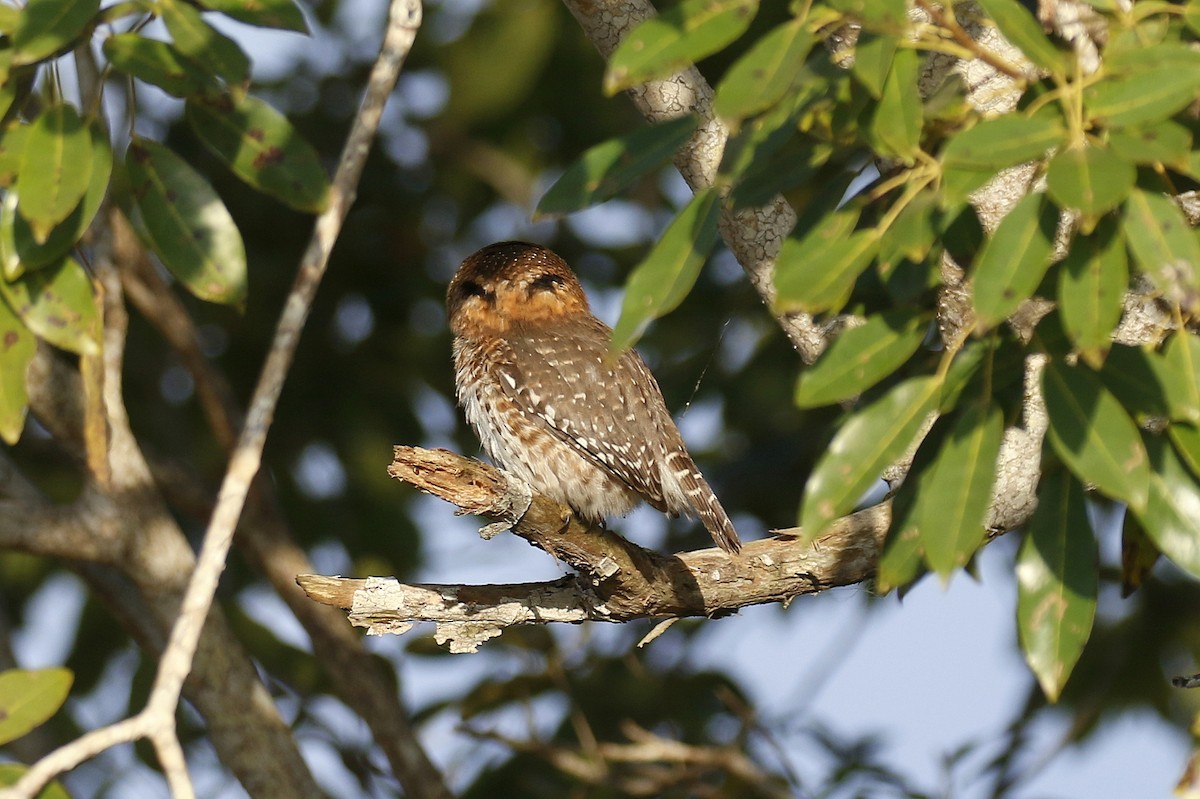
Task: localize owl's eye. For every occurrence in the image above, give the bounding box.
[528,273,564,293]
[459,280,495,304]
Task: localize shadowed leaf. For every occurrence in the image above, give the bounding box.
[199,0,308,32]
[17,103,92,243]
[11,0,99,66]
[124,137,247,306]
[0,667,74,745]
[0,255,98,354]
[536,116,697,217]
[971,193,1057,328]
[1134,435,1200,579]
[795,309,928,407]
[714,18,813,124]
[0,297,34,443]
[1017,468,1096,701]
[1043,359,1149,511]
[605,0,758,94]
[610,188,721,353]
[799,376,941,543]
[186,94,330,213]
[1057,216,1127,368]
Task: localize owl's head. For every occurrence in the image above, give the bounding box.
[447,242,591,337]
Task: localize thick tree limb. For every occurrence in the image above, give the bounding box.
[299,446,892,652]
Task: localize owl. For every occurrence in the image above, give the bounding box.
[447,241,741,554]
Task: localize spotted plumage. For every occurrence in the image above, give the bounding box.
[447,241,741,554]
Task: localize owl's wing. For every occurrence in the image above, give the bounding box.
[491,324,675,513]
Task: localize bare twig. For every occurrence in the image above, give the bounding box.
[116,117,451,799]
[0,2,423,796]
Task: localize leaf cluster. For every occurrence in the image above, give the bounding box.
[0,0,328,443]
[537,0,1200,702]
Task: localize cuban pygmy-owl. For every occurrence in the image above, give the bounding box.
[447,241,742,554]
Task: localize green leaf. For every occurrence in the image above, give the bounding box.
[1187,0,1200,38]
[939,165,993,208]
[536,116,697,217]
[185,95,329,213]
[869,46,921,160]
[1016,468,1097,702]
[976,0,1067,75]
[17,103,93,243]
[776,230,878,314]
[1108,120,1191,168]
[1160,332,1200,423]
[1135,434,1200,579]
[1042,359,1150,511]
[2,122,112,279]
[719,82,811,180]
[1120,512,1159,597]
[912,399,1004,578]
[774,204,879,314]
[198,0,308,32]
[850,31,895,99]
[102,33,219,98]
[0,764,72,799]
[1123,188,1200,292]
[161,0,250,85]
[605,0,759,94]
[714,19,812,124]
[827,0,907,28]
[1085,65,1200,129]
[938,339,991,413]
[0,667,73,745]
[971,193,1057,328]
[798,375,941,543]
[0,296,35,443]
[1045,143,1135,218]
[11,0,100,66]
[1169,422,1200,481]
[876,516,924,594]
[795,309,928,407]
[941,113,1064,171]
[1057,216,1127,368]
[610,188,721,352]
[880,189,937,266]
[1097,343,1169,419]
[728,136,832,210]
[0,125,27,187]
[0,256,98,355]
[124,137,247,306]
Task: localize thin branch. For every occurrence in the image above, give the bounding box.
[914,0,1029,81]
[0,1,423,796]
[117,155,450,797]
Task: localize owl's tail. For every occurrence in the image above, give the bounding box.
[682,471,742,554]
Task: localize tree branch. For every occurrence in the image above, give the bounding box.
[116,105,452,799]
[299,446,892,651]
[0,2,424,797]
